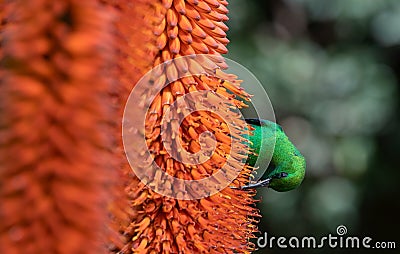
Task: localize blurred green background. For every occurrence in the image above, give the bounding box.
[226,0,400,253]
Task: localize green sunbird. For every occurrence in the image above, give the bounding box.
[235,118,306,192]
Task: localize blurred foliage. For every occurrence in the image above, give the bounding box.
[226,0,400,253]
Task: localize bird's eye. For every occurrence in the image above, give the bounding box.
[272,172,288,179]
[279,172,288,178]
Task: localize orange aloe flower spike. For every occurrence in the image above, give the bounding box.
[0,1,119,253]
[108,0,260,253]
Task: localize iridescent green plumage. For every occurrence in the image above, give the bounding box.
[240,119,306,192]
